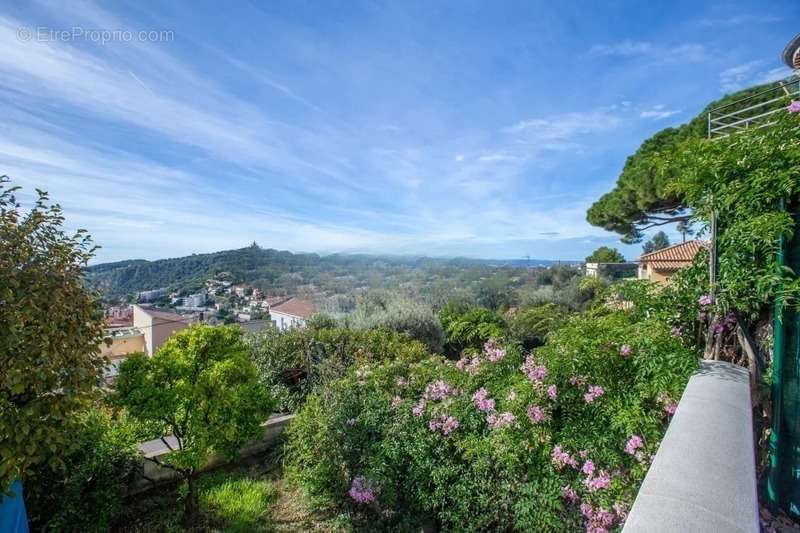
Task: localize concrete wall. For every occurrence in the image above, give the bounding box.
[130,414,294,494]
[270,310,305,331]
[623,361,758,533]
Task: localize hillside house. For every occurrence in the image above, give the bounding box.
[132,305,194,355]
[638,240,705,284]
[269,297,315,330]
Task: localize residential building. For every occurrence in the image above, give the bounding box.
[137,287,167,302]
[585,262,638,280]
[100,326,145,379]
[638,240,705,284]
[184,292,206,308]
[269,297,315,330]
[132,305,194,355]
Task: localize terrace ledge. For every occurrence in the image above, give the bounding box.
[623,360,758,533]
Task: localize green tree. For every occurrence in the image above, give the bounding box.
[585,246,625,263]
[676,220,694,243]
[440,304,507,356]
[0,176,107,491]
[586,82,783,243]
[642,231,671,254]
[114,325,273,525]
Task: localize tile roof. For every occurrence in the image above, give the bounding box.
[270,297,315,319]
[638,240,706,271]
[137,306,194,323]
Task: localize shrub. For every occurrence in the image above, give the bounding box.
[25,409,139,533]
[440,304,507,356]
[246,327,430,412]
[506,304,569,351]
[347,293,444,353]
[286,309,697,532]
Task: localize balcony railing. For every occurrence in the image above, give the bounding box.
[708,76,800,139]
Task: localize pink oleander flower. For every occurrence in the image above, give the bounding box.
[699,294,713,306]
[487,412,516,429]
[625,435,644,455]
[346,418,357,426]
[788,100,800,113]
[551,445,578,470]
[547,384,558,400]
[527,404,548,424]
[584,385,605,404]
[412,399,426,417]
[619,344,632,358]
[562,485,579,504]
[664,402,678,415]
[521,355,548,383]
[584,470,611,492]
[582,460,595,476]
[472,388,496,412]
[424,380,454,401]
[429,414,460,435]
[671,326,683,337]
[348,476,377,504]
[484,339,507,361]
[579,449,589,459]
[456,357,469,370]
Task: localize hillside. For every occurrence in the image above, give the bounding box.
[85,244,565,302]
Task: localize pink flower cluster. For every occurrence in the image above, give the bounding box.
[664,402,678,415]
[698,294,713,306]
[472,388,495,412]
[670,326,683,338]
[412,399,426,417]
[625,435,644,455]
[547,384,558,400]
[455,354,481,374]
[584,385,605,404]
[423,380,456,401]
[521,355,548,383]
[348,476,377,504]
[619,344,632,358]
[569,374,587,386]
[527,404,548,424]
[551,445,579,470]
[787,100,800,113]
[428,414,460,435]
[562,485,579,504]
[583,470,611,492]
[483,339,506,361]
[580,503,616,533]
[487,412,516,429]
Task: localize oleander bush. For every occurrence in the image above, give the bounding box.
[286,307,698,532]
[247,326,430,412]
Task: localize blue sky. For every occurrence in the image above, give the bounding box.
[1,1,797,263]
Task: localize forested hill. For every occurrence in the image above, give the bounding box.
[85,244,563,300]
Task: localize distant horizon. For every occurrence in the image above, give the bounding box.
[87,243,586,268]
[2,1,794,264]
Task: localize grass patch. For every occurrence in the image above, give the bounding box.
[197,471,276,532]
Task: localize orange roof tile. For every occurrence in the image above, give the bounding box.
[270,297,315,319]
[638,240,706,270]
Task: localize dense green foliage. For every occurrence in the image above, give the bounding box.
[286,301,697,531]
[586,83,783,242]
[114,325,274,524]
[585,246,625,263]
[246,326,430,412]
[440,304,507,356]
[346,292,445,353]
[0,176,107,491]
[25,409,139,532]
[507,304,569,351]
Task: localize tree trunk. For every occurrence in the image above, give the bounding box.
[183,470,199,527]
[703,318,716,360]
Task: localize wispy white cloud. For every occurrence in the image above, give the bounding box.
[639,105,681,120]
[719,61,792,92]
[590,40,707,63]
